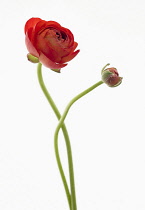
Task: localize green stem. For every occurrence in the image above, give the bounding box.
[37,63,71,210]
[54,80,104,210]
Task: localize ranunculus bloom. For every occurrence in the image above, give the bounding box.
[24,17,80,72]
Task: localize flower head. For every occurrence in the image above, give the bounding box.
[101,64,122,87]
[24,18,80,72]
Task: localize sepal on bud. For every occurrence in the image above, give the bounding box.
[101,64,122,87]
[27,53,39,63]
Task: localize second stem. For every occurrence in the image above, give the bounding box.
[54,80,104,210]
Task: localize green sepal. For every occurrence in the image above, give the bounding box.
[27,53,39,63]
[102,70,112,82]
[51,68,61,73]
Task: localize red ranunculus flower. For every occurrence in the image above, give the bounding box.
[24,17,80,72]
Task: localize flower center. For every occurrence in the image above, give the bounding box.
[50,28,67,42]
[39,27,67,43]
[56,31,66,40]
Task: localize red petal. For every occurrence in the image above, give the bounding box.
[24,17,41,34]
[25,31,39,57]
[33,20,47,34]
[39,52,67,69]
[68,42,78,54]
[61,27,74,47]
[60,50,80,63]
[34,20,61,35]
[46,21,61,28]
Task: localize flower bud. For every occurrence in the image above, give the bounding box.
[101,67,122,87]
[27,53,39,63]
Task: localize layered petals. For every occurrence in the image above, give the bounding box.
[24,18,41,34]
[25,30,39,57]
[60,50,80,63]
[24,17,79,71]
[39,52,67,70]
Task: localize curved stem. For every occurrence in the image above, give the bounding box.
[54,80,104,210]
[37,63,71,210]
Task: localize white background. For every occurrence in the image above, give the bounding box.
[0,0,145,209]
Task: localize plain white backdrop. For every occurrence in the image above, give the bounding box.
[0,0,145,209]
